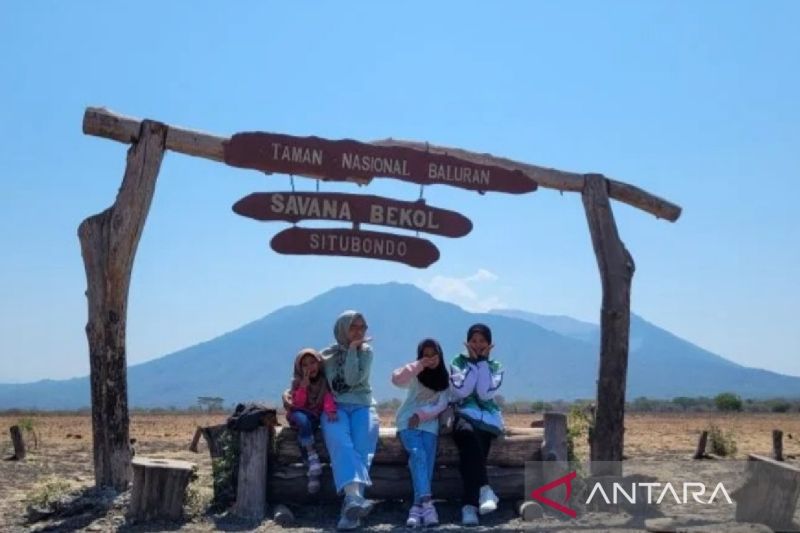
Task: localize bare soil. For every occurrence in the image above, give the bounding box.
[1,412,798,532]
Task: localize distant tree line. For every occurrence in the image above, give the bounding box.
[3,392,798,415]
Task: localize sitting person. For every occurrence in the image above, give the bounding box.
[282,348,337,494]
[449,323,505,526]
[391,338,451,528]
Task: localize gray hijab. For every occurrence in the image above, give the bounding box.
[321,310,368,359]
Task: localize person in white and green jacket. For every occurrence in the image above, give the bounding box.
[449,323,504,527]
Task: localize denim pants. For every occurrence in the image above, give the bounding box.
[321,402,379,493]
[398,428,438,504]
[287,409,319,448]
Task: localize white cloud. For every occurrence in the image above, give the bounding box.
[419,269,506,312]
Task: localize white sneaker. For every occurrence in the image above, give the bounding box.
[461,504,479,526]
[478,485,499,515]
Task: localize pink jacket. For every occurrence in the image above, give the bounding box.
[292,386,337,416]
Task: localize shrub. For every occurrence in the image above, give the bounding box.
[708,424,737,457]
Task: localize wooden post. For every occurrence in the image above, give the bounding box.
[129,457,195,522]
[542,412,568,462]
[189,426,203,453]
[773,429,784,461]
[233,427,269,520]
[78,120,167,490]
[582,174,635,477]
[693,430,709,459]
[9,426,26,460]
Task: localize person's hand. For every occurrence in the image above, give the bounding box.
[350,336,373,350]
[480,344,495,359]
[408,414,420,429]
[464,342,478,360]
[327,411,338,423]
[300,368,310,388]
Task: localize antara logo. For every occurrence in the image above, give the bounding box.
[530,472,734,518]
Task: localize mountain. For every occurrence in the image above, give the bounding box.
[1,283,798,409]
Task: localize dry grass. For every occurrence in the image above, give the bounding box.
[1,411,798,530]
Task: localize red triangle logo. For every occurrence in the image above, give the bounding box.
[530,470,577,518]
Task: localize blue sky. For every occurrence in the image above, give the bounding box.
[1,1,798,383]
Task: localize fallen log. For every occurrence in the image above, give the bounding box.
[272,426,543,467]
[269,463,526,503]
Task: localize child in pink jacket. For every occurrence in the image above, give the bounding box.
[283,348,337,494]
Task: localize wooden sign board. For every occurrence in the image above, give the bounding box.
[224,132,537,194]
[270,227,440,268]
[233,192,472,238]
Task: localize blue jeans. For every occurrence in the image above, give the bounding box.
[399,429,438,504]
[288,410,319,448]
[321,402,379,493]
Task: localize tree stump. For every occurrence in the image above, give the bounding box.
[129,457,195,522]
[9,426,26,460]
[233,426,269,520]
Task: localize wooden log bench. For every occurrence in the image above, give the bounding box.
[268,421,549,503]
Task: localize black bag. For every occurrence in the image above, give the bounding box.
[226,402,271,432]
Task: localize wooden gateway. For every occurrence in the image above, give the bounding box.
[79,106,681,494]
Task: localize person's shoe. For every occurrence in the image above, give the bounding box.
[405,504,423,528]
[478,484,499,515]
[421,501,439,527]
[461,504,479,526]
[307,452,322,476]
[307,474,320,494]
[342,493,374,521]
[336,514,360,531]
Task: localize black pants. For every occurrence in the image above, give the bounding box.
[452,417,496,506]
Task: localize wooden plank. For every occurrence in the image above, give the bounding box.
[233,192,473,238]
[272,426,543,467]
[582,174,635,477]
[270,227,440,269]
[82,107,682,220]
[225,132,537,194]
[78,120,167,490]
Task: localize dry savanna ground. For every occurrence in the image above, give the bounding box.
[1,412,798,532]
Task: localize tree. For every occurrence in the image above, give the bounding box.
[197,396,225,412]
[714,392,743,412]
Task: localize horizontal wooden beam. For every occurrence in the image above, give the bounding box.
[83,107,682,221]
[373,139,682,222]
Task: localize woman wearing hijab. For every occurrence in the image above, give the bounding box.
[390,337,450,528]
[320,310,379,531]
